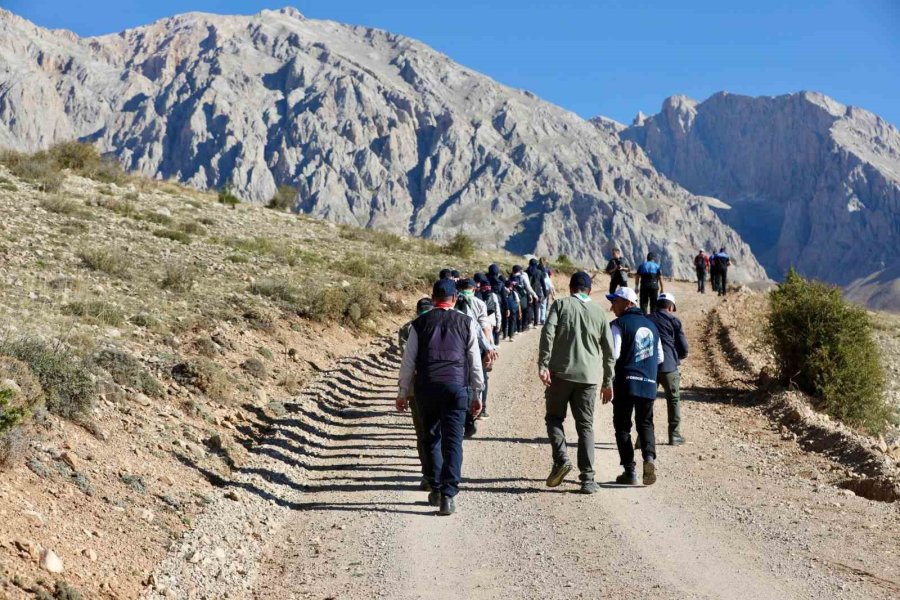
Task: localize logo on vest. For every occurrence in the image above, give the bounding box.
[633,327,655,362]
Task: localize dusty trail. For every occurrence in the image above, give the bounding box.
[176,282,899,600]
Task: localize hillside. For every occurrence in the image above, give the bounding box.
[621,92,900,308]
[0,7,765,281]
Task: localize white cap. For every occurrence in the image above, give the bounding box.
[606,286,638,304]
[658,292,677,310]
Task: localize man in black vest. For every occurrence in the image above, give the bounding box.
[604,248,630,295]
[605,287,664,486]
[397,279,485,515]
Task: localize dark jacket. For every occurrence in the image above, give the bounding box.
[612,307,661,399]
[648,310,688,373]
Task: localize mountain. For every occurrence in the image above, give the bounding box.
[621,92,900,306]
[0,7,765,281]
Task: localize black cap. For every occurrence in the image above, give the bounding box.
[433,279,458,299]
[648,252,657,261]
[450,269,460,278]
[416,297,434,314]
[570,271,592,290]
[512,265,522,273]
[456,278,475,291]
[439,268,452,280]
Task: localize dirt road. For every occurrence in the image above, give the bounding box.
[152,282,900,599]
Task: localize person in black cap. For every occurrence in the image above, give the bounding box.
[398,298,436,490]
[634,252,664,315]
[397,279,484,515]
[538,271,616,494]
[439,268,452,281]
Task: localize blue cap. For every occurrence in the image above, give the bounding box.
[569,271,592,290]
[433,279,458,299]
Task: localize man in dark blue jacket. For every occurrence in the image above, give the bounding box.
[397,279,485,515]
[648,293,689,445]
[606,287,664,486]
[634,252,664,315]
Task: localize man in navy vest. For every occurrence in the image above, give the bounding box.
[605,287,664,486]
[634,252,665,315]
[397,279,485,515]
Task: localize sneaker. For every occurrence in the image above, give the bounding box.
[615,471,638,485]
[419,477,433,492]
[478,410,490,420]
[669,433,686,446]
[643,461,657,486]
[545,462,572,487]
[427,490,441,506]
[439,495,455,515]
[464,421,478,438]
[579,480,600,494]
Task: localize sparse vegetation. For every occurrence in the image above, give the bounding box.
[39,196,83,215]
[338,253,375,278]
[91,348,163,397]
[159,263,195,292]
[218,185,241,208]
[0,150,64,192]
[171,358,232,402]
[153,228,192,244]
[553,254,577,275]
[267,184,298,211]
[767,270,890,433]
[78,247,130,278]
[443,233,476,259]
[62,300,126,326]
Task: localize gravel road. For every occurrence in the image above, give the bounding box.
[153,283,900,600]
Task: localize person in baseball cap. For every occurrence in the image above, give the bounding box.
[606,286,639,305]
[656,292,677,312]
[648,292,689,445]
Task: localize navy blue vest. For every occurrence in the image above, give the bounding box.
[412,308,472,388]
[613,308,660,399]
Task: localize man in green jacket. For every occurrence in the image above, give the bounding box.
[538,271,616,494]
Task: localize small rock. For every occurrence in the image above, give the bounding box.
[59,450,79,471]
[187,550,202,564]
[225,490,240,501]
[213,547,226,561]
[40,548,65,573]
[23,510,44,526]
[141,509,155,523]
[83,548,98,561]
[159,474,175,486]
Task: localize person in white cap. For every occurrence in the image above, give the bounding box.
[605,287,664,485]
[648,293,689,445]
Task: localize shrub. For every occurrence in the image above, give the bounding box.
[305,282,377,327]
[0,423,26,471]
[153,228,192,244]
[338,226,406,249]
[250,278,301,305]
[443,233,475,259]
[78,247,130,278]
[767,270,889,433]
[129,313,158,329]
[171,358,232,401]
[267,184,298,211]
[62,300,125,326]
[0,339,94,421]
[39,196,82,215]
[91,348,163,397]
[225,236,302,266]
[241,357,266,379]
[143,211,174,226]
[337,253,375,278]
[218,186,240,208]
[177,220,206,235]
[554,255,577,275]
[0,150,64,192]
[159,263,195,292]
[49,141,125,184]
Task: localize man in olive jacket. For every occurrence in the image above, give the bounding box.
[538,271,616,494]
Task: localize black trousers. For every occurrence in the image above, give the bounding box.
[613,393,656,471]
[696,270,706,293]
[505,311,519,338]
[409,396,434,485]
[714,269,728,296]
[639,286,659,314]
[419,382,469,497]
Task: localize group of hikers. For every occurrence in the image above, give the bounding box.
[395,248,716,515]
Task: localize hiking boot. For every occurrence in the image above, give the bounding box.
[615,471,638,485]
[439,495,456,516]
[464,421,478,438]
[669,433,686,446]
[419,477,433,492]
[643,461,657,486]
[427,490,441,506]
[545,462,573,487]
[478,410,490,420]
[579,480,600,494]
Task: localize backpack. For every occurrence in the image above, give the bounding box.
[528,267,545,299]
[484,292,498,316]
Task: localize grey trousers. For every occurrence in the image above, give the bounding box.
[545,378,597,481]
[658,371,682,436]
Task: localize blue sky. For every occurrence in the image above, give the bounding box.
[5,0,899,126]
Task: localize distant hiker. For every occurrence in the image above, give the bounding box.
[606,287,664,486]
[647,293,689,446]
[538,271,616,494]
[694,250,710,294]
[503,279,521,341]
[455,278,498,431]
[526,258,548,326]
[634,252,664,315]
[450,269,460,282]
[487,263,508,339]
[439,268,453,280]
[540,263,556,324]
[511,265,538,329]
[604,248,631,295]
[398,298,436,490]
[710,248,731,297]
[397,279,485,516]
[478,280,502,346]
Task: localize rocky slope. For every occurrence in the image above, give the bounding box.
[621,92,900,305]
[0,8,764,280]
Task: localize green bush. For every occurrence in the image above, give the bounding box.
[159,263,195,292]
[337,253,375,278]
[250,278,302,305]
[218,186,240,208]
[78,247,130,278]
[0,150,64,192]
[0,339,94,421]
[91,348,163,397]
[306,282,377,327]
[267,184,298,211]
[339,226,407,249]
[443,233,475,259]
[49,141,126,184]
[171,358,232,401]
[224,236,302,266]
[767,270,889,433]
[62,300,125,326]
[153,228,192,244]
[554,255,577,275]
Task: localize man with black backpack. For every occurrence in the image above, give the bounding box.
[711,248,731,297]
[694,250,709,294]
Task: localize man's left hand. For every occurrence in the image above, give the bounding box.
[539,368,552,387]
[395,396,409,412]
[470,398,482,418]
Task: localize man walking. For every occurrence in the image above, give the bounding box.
[648,293,689,445]
[604,248,630,295]
[605,287,663,486]
[397,279,485,515]
[398,298,436,491]
[634,252,664,314]
[694,250,709,294]
[538,272,616,494]
[711,248,731,296]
